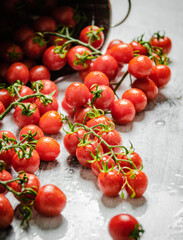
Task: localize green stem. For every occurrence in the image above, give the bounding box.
[114,71,129,93]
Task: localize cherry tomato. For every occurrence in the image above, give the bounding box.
[92,54,118,81]
[150,35,172,54]
[108,43,134,64]
[122,88,147,113]
[13,103,40,129]
[79,25,104,49]
[97,169,124,197]
[35,95,58,115]
[125,170,148,198]
[23,36,47,60]
[4,44,23,63]
[131,77,158,101]
[65,82,90,108]
[67,46,92,71]
[74,106,92,124]
[128,55,153,79]
[0,89,11,108]
[19,124,44,141]
[33,16,56,32]
[64,128,87,156]
[35,136,60,161]
[39,110,63,134]
[6,62,29,85]
[52,6,76,27]
[49,35,70,47]
[111,99,136,125]
[0,195,14,229]
[35,184,66,217]
[107,39,124,50]
[0,170,12,194]
[42,45,67,71]
[130,41,148,55]
[108,214,143,240]
[29,65,50,82]
[91,155,115,177]
[14,26,35,45]
[84,71,109,89]
[86,115,115,132]
[149,64,171,88]
[79,61,94,80]
[61,97,76,118]
[11,85,35,103]
[0,101,5,114]
[38,79,58,98]
[100,129,122,153]
[117,152,142,173]
[12,148,40,174]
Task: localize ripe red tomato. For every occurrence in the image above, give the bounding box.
[100,129,122,153]
[0,170,12,194]
[86,115,115,132]
[130,41,148,55]
[0,89,11,108]
[4,44,23,63]
[12,148,40,174]
[150,35,172,54]
[61,97,75,118]
[132,77,158,101]
[74,106,92,124]
[11,85,35,103]
[84,71,109,89]
[111,99,136,125]
[35,95,58,115]
[91,155,115,177]
[52,6,76,27]
[107,39,124,50]
[29,65,50,82]
[0,101,5,114]
[19,124,44,141]
[117,152,142,173]
[38,79,58,98]
[122,88,147,113]
[67,46,92,71]
[108,214,143,240]
[97,169,124,197]
[79,61,94,80]
[0,195,14,229]
[125,170,148,198]
[23,36,47,60]
[92,54,118,81]
[79,25,104,49]
[14,26,35,45]
[6,62,29,85]
[42,45,67,71]
[39,110,63,134]
[64,128,87,156]
[13,103,40,129]
[149,64,171,88]
[35,136,60,161]
[33,16,56,32]
[35,184,66,217]
[128,55,153,79]
[65,82,90,108]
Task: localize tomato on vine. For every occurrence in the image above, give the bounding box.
[150,32,172,54]
[19,125,44,142]
[29,65,51,82]
[6,62,29,85]
[0,195,14,229]
[149,64,171,88]
[84,71,109,89]
[91,155,115,177]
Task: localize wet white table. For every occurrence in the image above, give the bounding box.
[1,0,183,239]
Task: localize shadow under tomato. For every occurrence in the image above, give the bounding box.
[125,196,148,217]
[145,92,168,111]
[101,194,123,208]
[80,167,97,183]
[66,155,80,168]
[0,225,14,240]
[39,159,60,171]
[115,121,133,133]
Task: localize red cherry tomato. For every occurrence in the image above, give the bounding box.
[107,39,124,50]
[150,35,172,54]
[0,101,5,114]
[11,85,35,103]
[39,110,63,134]
[12,148,40,174]
[19,124,44,141]
[29,65,50,82]
[52,6,76,27]
[100,129,122,153]
[65,82,90,108]
[0,89,11,109]
[67,46,92,71]
[0,170,12,194]
[84,71,109,89]
[74,106,92,124]
[61,97,75,118]
[79,25,104,49]
[125,170,148,198]
[86,115,115,132]
[149,64,171,88]
[14,26,35,45]
[92,54,118,81]
[35,95,58,115]
[91,155,115,177]
[33,16,56,32]
[6,62,29,85]
[122,88,147,113]
[78,61,94,80]
[108,214,143,240]
[38,79,58,98]
[35,136,60,161]
[128,55,153,79]
[97,169,124,197]
[4,44,23,63]
[0,195,14,229]
[109,43,134,64]
[131,77,158,101]
[13,103,40,129]
[130,41,148,55]
[42,45,67,71]
[111,99,136,125]
[35,184,66,217]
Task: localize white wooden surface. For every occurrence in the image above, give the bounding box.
[1,0,183,239]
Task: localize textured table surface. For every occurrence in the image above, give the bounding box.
[1,0,183,239]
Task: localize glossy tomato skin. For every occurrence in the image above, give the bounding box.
[109,43,134,64]
[92,54,118,81]
[122,88,147,113]
[0,195,14,229]
[35,137,60,161]
[6,62,29,85]
[35,96,58,115]
[65,82,90,108]
[14,26,35,45]
[97,169,124,197]
[42,45,67,71]
[125,170,148,198]
[11,85,35,103]
[84,71,109,89]
[12,149,40,174]
[19,124,44,141]
[0,170,12,194]
[107,39,124,50]
[117,152,142,173]
[0,101,5,114]
[61,97,75,117]
[74,106,92,124]
[149,64,171,88]
[150,36,172,54]
[0,89,11,108]
[86,115,115,132]
[100,129,122,153]
[35,184,66,217]
[38,79,58,98]
[52,6,75,27]
[132,77,158,101]
[91,156,115,177]
[130,41,148,55]
[13,103,40,129]
[29,65,50,82]
[39,111,63,134]
[67,46,92,71]
[108,214,139,240]
[79,61,94,80]
[33,16,56,32]
[79,25,104,49]
[128,55,153,79]
[111,99,136,125]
